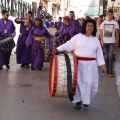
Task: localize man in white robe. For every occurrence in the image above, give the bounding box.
[53,19,106,110]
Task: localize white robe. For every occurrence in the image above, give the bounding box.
[57,33,105,105]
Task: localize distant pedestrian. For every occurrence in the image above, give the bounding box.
[26,18,54,70]
[54,17,63,46]
[0,10,16,70]
[69,11,81,33]
[59,16,77,44]
[78,17,85,27]
[55,17,63,30]
[49,16,54,27]
[43,16,50,28]
[15,11,34,68]
[96,15,103,39]
[100,9,119,77]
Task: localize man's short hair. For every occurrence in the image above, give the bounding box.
[2,10,9,14]
[107,9,113,14]
[69,11,74,14]
[99,15,103,18]
[59,17,62,20]
[28,11,33,15]
[46,16,50,19]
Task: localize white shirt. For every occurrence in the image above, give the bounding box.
[4,20,6,24]
[100,20,119,43]
[57,33,105,66]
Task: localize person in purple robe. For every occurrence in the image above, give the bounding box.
[78,17,85,27]
[49,16,54,27]
[59,16,76,44]
[26,18,54,70]
[55,17,63,30]
[0,10,16,70]
[69,11,81,33]
[54,17,63,47]
[15,11,34,68]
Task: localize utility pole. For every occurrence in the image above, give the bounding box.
[98,0,101,16]
[103,0,108,18]
[111,0,115,10]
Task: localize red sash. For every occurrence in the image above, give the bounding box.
[77,57,96,61]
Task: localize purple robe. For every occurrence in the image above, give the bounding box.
[79,21,83,26]
[59,22,76,44]
[26,26,54,69]
[15,18,34,64]
[55,22,63,30]
[49,20,54,27]
[70,19,81,34]
[0,18,16,67]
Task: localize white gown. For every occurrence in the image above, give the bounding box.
[57,33,105,105]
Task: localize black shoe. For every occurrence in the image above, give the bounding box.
[75,101,82,110]
[6,64,10,69]
[20,64,26,68]
[84,104,89,107]
[31,68,35,70]
[0,67,3,70]
[109,73,114,77]
[26,64,30,68]
[39,68,42,71]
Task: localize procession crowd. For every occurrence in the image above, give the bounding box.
[0,8,119,110]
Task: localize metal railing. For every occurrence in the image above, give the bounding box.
[0,0,37,19]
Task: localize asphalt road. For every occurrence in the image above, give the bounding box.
[0,52,120,120]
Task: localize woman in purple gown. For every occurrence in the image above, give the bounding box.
[26,18,54,70]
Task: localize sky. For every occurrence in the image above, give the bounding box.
[70,0,99,16]
[70,0,93,7]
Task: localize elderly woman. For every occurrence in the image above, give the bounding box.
[53,19,106,110]
[59,16,77,44]
[26,18,54,70]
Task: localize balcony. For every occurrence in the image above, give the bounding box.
[44,0,61,5]
[32,0,39,2]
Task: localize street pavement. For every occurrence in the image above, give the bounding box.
[0,50,120,120]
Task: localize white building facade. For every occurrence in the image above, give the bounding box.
[108,0,120,16]
[0,0,37,48]
[59,0,103,18]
